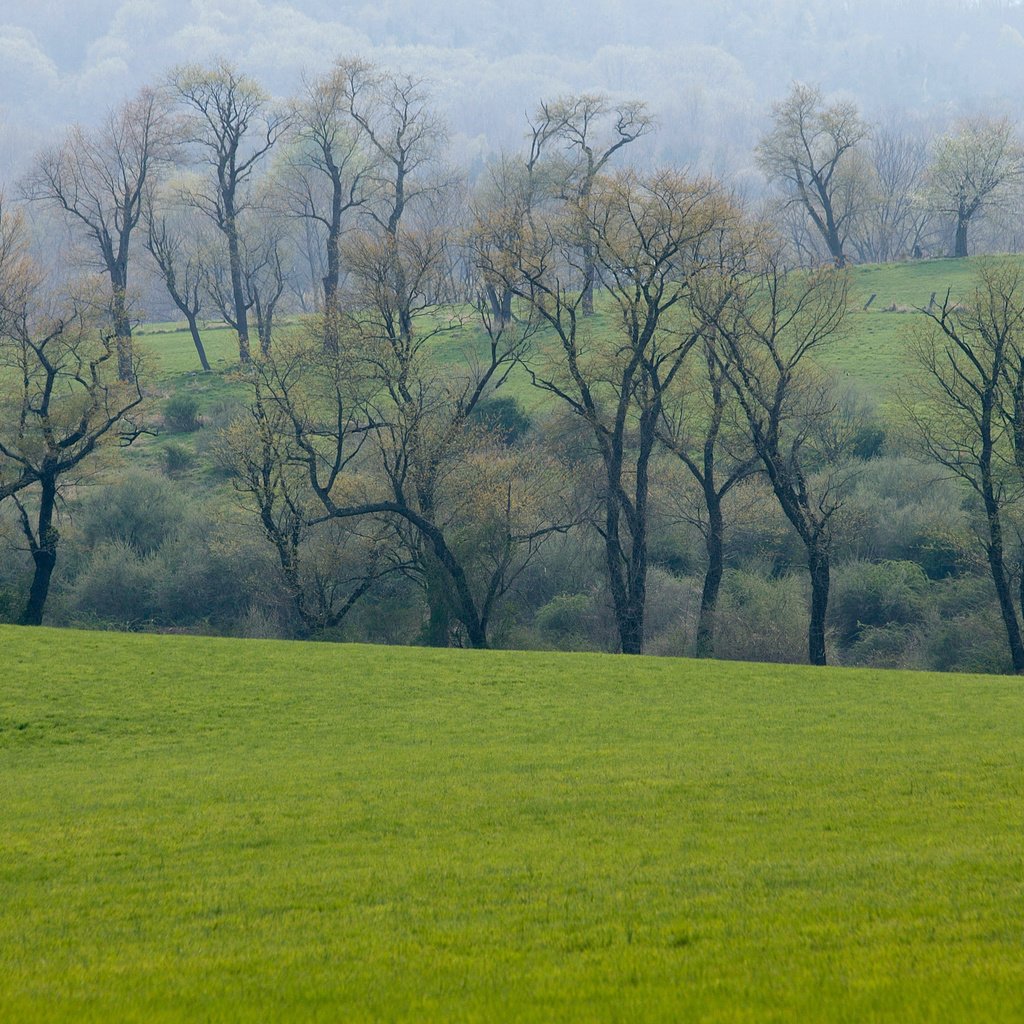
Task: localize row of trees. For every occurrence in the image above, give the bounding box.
[6,58,1024,674]
[14,64,1024,390]
[762,83,1024,267]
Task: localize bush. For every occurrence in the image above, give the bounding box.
[846,623,917,668]
[77,471,188,556]
[715,569,810,664]
[644,569,699,656]
[68,541,159,625]
[162,443,195,476]
[164,393,201,433]
[533,593,601,648]
[831,560,930,647]
[0,586,22,624]
[469,396,532,445]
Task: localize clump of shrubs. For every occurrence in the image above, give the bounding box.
[164,393,201,433]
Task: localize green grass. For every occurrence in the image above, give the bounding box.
[828,258,988,393]
[2,626,1023,1021]
[135,257,1008,418]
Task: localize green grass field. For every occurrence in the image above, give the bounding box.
[135,257,1002,418]
[3,626,1023,1022]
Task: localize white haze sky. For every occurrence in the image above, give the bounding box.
[2,0,1024,182]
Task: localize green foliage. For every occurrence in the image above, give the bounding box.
[0,586,21,624]
[533,593,599,647]
[163,393,201,433]
[714,569,809,664]
[2,627,1024,1021]
[69,541,161,625]
[831,560,930,645]
[161,442,195,476]
[78,471,189,556]
[468,395,532,444]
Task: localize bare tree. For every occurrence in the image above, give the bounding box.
[249,314,562,649]
[657,336,760,657]
[20,87,172,381]
[280,59,374,352]
[243,216,289,358]
[0,203,144,624]
[851,118,933,263]
[480,168,732,653]
[699,246,850,665]
[530,93,654,314]
[220,375,400,636]
[903,261,1024,672]
[144,197,212,370]
[170,60,289,364]
[757,82,869,268]
[925,116,1024,259]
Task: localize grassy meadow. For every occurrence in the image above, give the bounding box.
[134,256,997,429]
[3,625,1023,1021]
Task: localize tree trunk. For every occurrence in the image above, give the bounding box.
[186,314,211,372]
[581,242,596,316]
[19,476,59,627]
[485,283,514,327]
[807,544,830,667]
[603,493,647,656]
[988,541,1024,672]
[618,594,644,655]
[224,208,251,364]
[695,497,724,658]
[110,272,135,383]
[323,223,341,354]
[420,578,453,648]
[823,224,847,268]
[953,217,969,259]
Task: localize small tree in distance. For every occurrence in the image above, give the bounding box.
[757,82,869,269]
[924,116,1024,259]
[170,59,290,365]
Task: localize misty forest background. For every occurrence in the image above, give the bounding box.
[5,1,1024,673]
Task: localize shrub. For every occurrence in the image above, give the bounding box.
[846,623,917,668]
[164,393,201,433]
[162,443,195,476]
[68,540,159,625]
[831,560,930,647]
[77,471,188,556]
[715,569,810,664]
[533,593,601,648]
[644,569,699,656]
[469,396,532,445]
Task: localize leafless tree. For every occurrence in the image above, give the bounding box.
[0,203,144,624]
[20,87,173,381]
[479,168,732,653]
[144,197,212,370]
[657,335,760,657]
[851,118,934,263]
[903,261,1024,672]
[170,60,290,364]
[280,59,374,351]
[698,245,850,665]
[757,82,869,268]
[529,93,655,314]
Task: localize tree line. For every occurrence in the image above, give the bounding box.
[4,59,1024,673]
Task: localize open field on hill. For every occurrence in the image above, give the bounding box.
[2,626,1023,1022]
[135,256,1003,412]
[127,257,1007,480]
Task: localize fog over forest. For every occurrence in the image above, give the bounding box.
[3,0,1024,184]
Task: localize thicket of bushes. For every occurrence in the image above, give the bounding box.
[1,442,1012,675]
